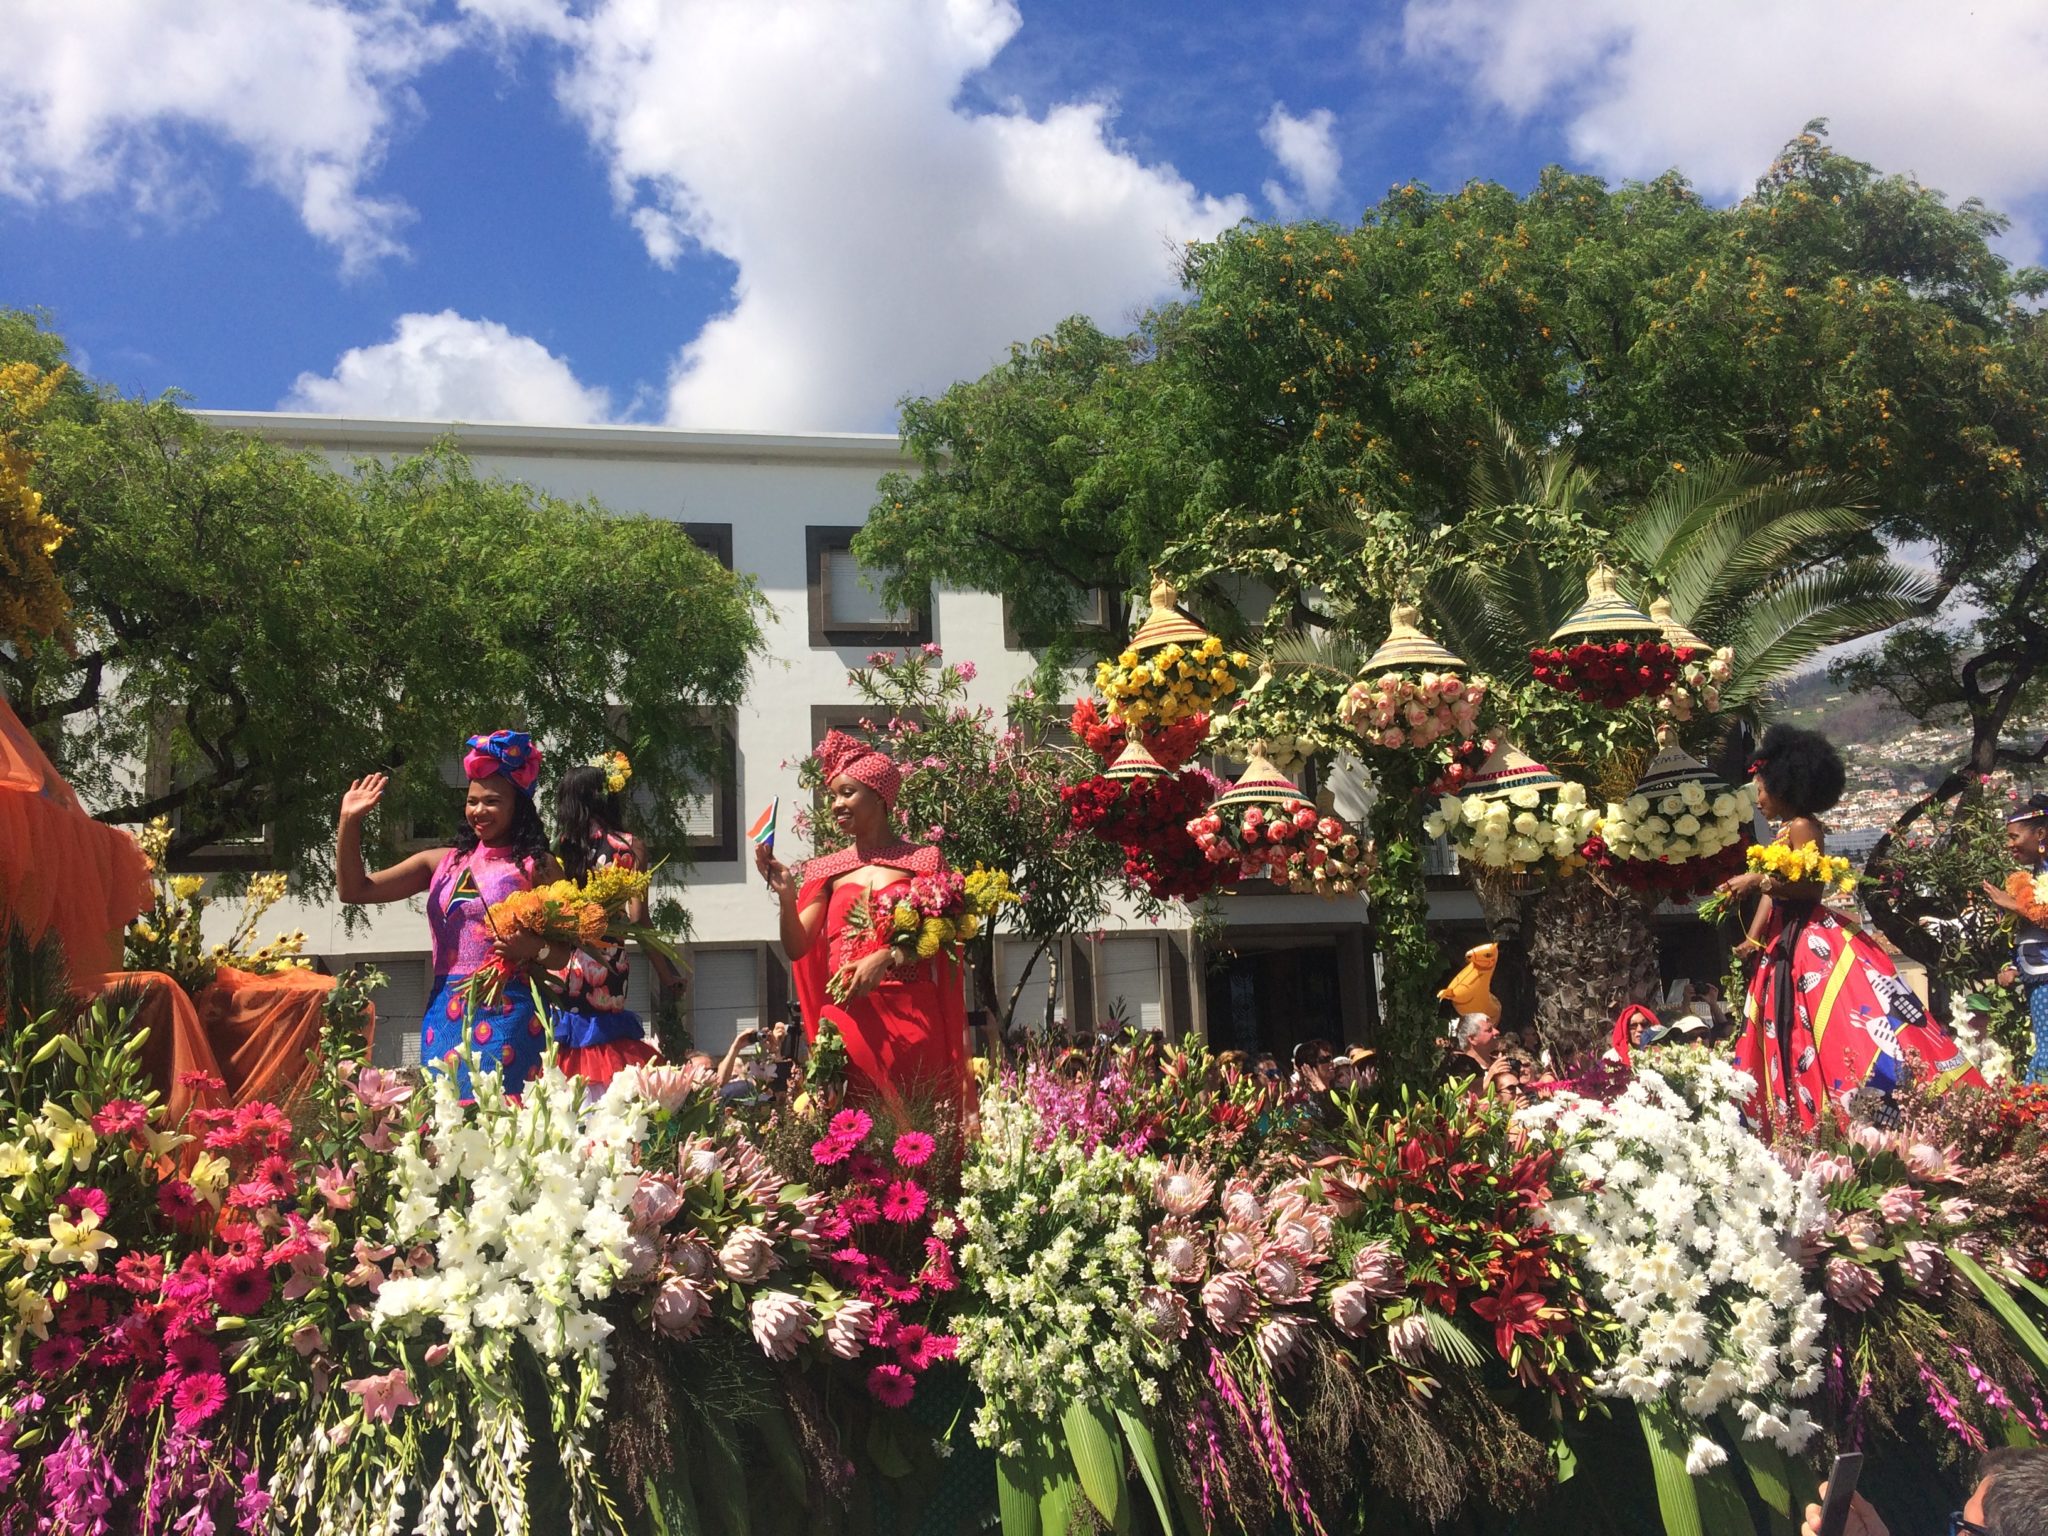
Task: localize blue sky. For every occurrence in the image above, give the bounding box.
[4,0,2046,434]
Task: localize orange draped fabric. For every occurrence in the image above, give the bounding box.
[115,967,366,1124]
[0,694,151,976]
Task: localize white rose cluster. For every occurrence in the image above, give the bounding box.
[1600,780,1755,866]
[1422,780,1599,871]
[954,1091,1174,1457]
[1518,1055,1829,1468]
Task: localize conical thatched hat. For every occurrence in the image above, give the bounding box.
[1104,736,1169,781]
[1129,577,1211,651]
[1550,563,1656,643]
[1632,744,1725,801]
[1212,747,1307,811]
[1647,596,1709,653]
[1464,743,1563,798]
[1361,601,1465,674]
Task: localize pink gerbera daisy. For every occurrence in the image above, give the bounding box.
[865,1363,915,1409]
[171,1370,229,1431]
[810,1134,854,1167]
[28,1335,85,1375]
[828,1108,873,1143]
[891,1131,935,1169]
[839,1193,880,1226]
[880,1180,928,1225]
[90,1099,150,1136]
[166,1333,222,1379]
[57,1186,109,1222]
[157,1179,203,1224]
[210,1257,273,1317]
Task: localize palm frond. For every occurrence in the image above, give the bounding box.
[1720,559,1936,710]
[1264,628,1366,684]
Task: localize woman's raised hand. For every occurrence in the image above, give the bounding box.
[755,841,795,900]
[340,773,388,823]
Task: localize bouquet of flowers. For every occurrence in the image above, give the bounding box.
[1067,696,1211,770]
[1064,768,1233,902]
[2003,867,2048,928]
[1518,1054,1830,1474]
[1338,668,1488,754]
[1282,815,1370,897]
[1187,796,1323,883]
[1095,635,1252,729]
[1584,775,1755,898]
[124,816,309,996]
[1658,645,1735,724]
[464,867,666,1011]
[1529,638,1694,709]
[827,865,1017,1001]
[1423,781,1599,875]
[1748,841,1859,895]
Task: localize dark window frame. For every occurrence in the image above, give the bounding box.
[683,521,734,570]
[807,526,930,647]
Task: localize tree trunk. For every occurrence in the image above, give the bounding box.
[1525,876,1661,1068]
[1363,763,1441,1088]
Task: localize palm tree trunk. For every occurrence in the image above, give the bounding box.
[1525,876,1662,1067]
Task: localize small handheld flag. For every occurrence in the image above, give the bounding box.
[748,799,778,856]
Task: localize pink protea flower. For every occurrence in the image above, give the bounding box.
[1904,1142,1962,1182]
[1836,1212,1882,1254]
[1220,1177,1264,1229]
[1151,1221,1209,1286]
[667,1234,716,1282]
[1824,1257,1884,1313]
[718,1225,777,1284]
[1329,1280,1375,1337]
[1201,1272,1258,1336]
[825,1298,880,1360]
[623,1062,705,1112]
[619,1235,660,1284]
[1255,1315,1308,1374]
[750,1291,815,1361]
[1808,1153,1856,1186]
[1253,1246,1314,1306]
[629,1174,685,1231]
[652,1277,712,1339]
[1349,1239,1406,1298]
[1215,1229,1260,1273]
[1153,1157,1215,1218]
[1138,1286,1191,1343]
[1876,1185,1926,1228]
[1385,1314,1431,1366]
[1899,1240,1947,1295]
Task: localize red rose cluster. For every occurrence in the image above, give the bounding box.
[1063,770,1232,901]
[1427,736,1499,798]
[1528,640,1697,708]
[1067,697,1209,770]
[1576,833,1745,899]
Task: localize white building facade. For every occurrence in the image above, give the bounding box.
[199,412,1479,1065]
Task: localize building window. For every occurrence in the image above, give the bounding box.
[683,522,734,570]
[668,713,739,863]
[807,526,929,646]
[1001,585,1119,650]
[402,753,470,849]
[143,728,273,872]
[1093,935,1166,1034]
[997,937,1066,1033]
[360,954,431,1069]
[687,945,763,1053]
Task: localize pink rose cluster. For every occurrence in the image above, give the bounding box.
[1338,670,1486,753]
[1186,799,1321,882]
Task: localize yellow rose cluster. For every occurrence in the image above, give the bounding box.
[1095,636,1250,727]
[1746,842,1858,894]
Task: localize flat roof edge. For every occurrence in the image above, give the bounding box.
[194,410,909,464]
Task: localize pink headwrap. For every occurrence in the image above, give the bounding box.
[815,729,901,811]
[462,730,543,795]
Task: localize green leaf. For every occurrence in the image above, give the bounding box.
[995,1454,1040,1536]
[1417,1308,1486,1369]
[1115,1404,1178,1536]
[697,1429,750,1536]
[1719,1408,1796,1536]
[1638,1403,1705,1536]
[1697,1465,1754,1536]
[865,1419,915,1481]
[1553,1430,1577,1485]
[1039,1471,1082,1536]
[1950,1247,2048,1380]
[1062,1398,1128,1530]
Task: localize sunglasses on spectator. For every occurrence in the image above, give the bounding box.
[1951,1515,1991,1536]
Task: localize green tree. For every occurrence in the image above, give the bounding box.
[2,313,770,892]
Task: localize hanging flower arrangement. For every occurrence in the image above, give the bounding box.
[1185,750,1316,883]
[1580,748,1756,899]
[1063,763,1232,902]
[1647,598,1735,725]
[1337,602,1489,753]
[1067,696,1211,769]
[1094,579,1251,728]
[1421,746,1599,875]
[1282,814,1371,897]
[1530,565,1693,708]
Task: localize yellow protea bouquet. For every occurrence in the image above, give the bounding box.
[1095,635,1251,728]
[1747,841,1858,894]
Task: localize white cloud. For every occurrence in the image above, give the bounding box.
[0,0,454,273]
[1260,104,1341,218]
[281,311,613,423]
[482,0,1247,431]
[1402,1,2048,241]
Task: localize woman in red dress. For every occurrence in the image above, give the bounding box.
[1724,726,1982,1133]
[754,730,969,1112]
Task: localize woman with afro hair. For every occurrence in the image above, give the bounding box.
[1720,725,1982,1132]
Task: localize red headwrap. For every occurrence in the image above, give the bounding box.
[815,729,901,811]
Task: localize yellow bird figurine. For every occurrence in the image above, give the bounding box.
[1438,942,1503,1022]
